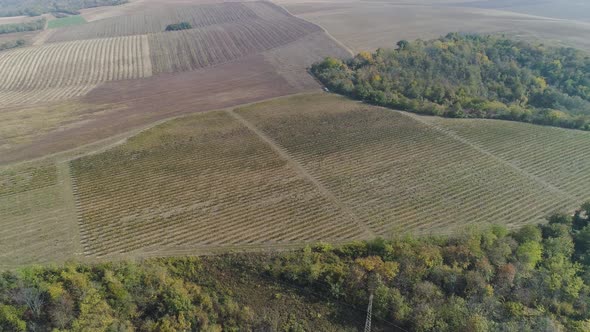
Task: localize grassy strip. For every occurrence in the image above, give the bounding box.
[47,15,86,29]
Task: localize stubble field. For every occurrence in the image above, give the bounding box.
[283,0,590,52]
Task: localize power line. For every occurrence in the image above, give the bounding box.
[259,273,411,332]
[364,293,374,332]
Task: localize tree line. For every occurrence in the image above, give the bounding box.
[0,38,24,51]
[0,18,44,35]
[1,202,589,331]
[0,0,128,17]
[312,33,590,131]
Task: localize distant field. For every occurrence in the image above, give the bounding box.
[285,1,590,52]
[0,1,326,110]
[47,2,259,42]
[149,17,320,73]
[47,15,86,29]
[0,34,152,105]
[237,94,580,235]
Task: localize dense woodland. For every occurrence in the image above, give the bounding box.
[312,34,590,130]
[0,18,44,35]
[1,202,589,331]
[0,0,127,17]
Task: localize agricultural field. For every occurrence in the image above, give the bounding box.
[47,14,86,29]
[0,161,81,267]
[0,1,332,110]
[47,2,260,43]
[0,35,151,104]
[420,116,590,203]
[70,110,366,257]
[0,1,346,164]
[149,17,320,73]
[236,94,580,235]
[283,0,590,52]
[1,92,580,264]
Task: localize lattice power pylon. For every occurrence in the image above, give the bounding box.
[364,293,374,332]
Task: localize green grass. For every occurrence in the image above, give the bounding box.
[47,15,86,29]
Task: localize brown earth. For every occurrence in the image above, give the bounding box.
[0,54,297,164]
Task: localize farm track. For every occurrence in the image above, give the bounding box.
[227,109,375,238]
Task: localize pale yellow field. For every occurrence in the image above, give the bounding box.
[283,1,590,52]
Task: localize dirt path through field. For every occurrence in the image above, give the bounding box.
[401,110,577,202]
[227,109,375,238]
[56,161,84,257]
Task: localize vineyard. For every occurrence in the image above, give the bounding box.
[421,117,590,203]
[236,94,577,236]
[0,85,98,106]
[0,1,325,107]
[0,34,151,105]
[70,111,365,257]
[1,93,590,263]
[54,93,589,260]
[149,18,320,73]
[0,161,80,267]
[46,2,259,43]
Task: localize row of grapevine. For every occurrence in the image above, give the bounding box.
[0,85,98,106]
[0,35,151,91]
[235,94,576,236]
[424,117,590,203]
[47,2,259,43]
[0,163,57,197]
[148,17,321,73]
[0,162,79,267]
[70,112,364,257]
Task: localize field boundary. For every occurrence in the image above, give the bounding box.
[275,2,355,56]
[0,92,326,169]
[227,108,375,239]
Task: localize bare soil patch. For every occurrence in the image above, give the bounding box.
[0,55,294,164]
